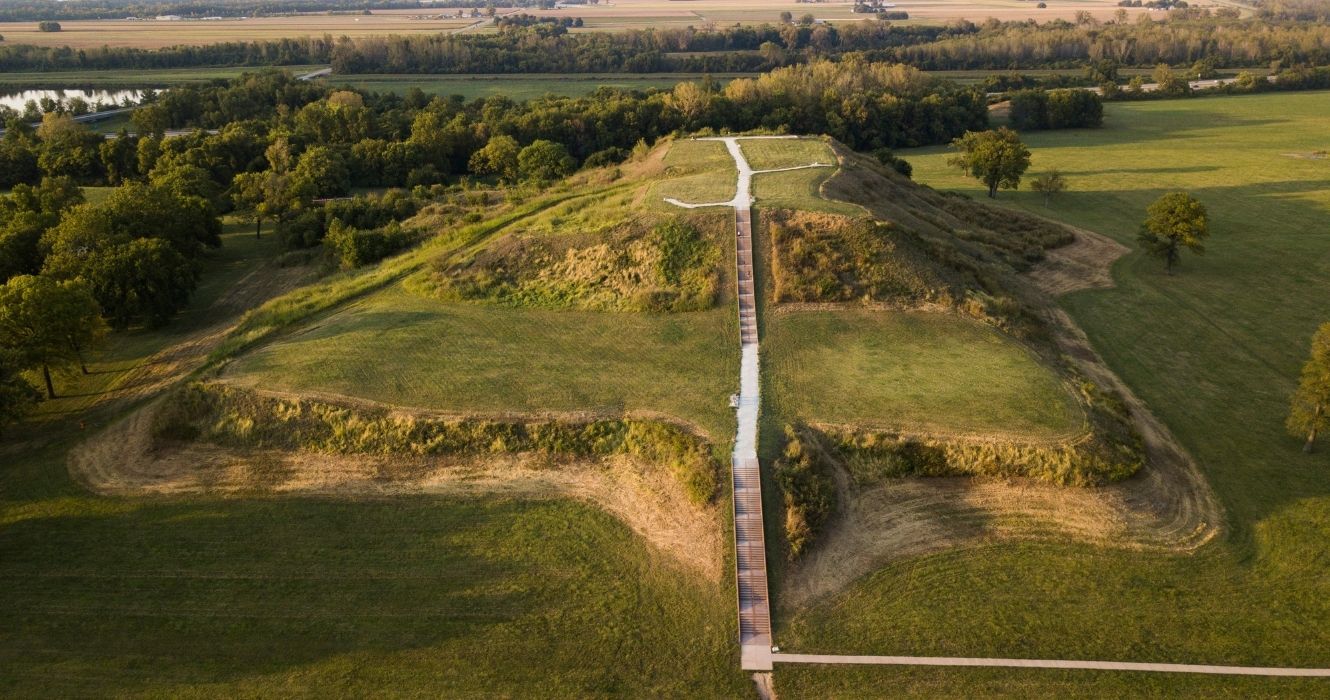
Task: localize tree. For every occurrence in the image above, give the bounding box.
[37,21,61,32]
[1152,63,1190,96]
[468,134,520,183]
[230,171,268,238]
[947,127,1031,198]
[291,145,350,198]
[0,275,105,398]
[1030,170,1068,206]
[1136,192,1209,274]
[98,131,138,184]
[0,348,41,433]
[518,139,576,183]
[35,113,102,181]
[1288,322,1330,453]
[63,239,197,330]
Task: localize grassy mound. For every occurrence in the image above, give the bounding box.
[813,372,1142,488]
[421,189,727,312]
[157,382,720,506]
[768,211,968,306]
[765,310,1082,439]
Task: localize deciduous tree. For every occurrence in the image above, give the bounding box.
[1137,191,1208,273]
[0,275,104,398]
[947,127,1031,198]
[1288,322,1330,453]
[1030,170,1068,206]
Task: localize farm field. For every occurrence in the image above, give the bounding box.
[533,0,1169,29]
[0,0,1198,51]
[0,66,325,89]
[776,91,1330,693]
[0,11,473,49]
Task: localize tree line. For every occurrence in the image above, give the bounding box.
[6,13,1330,74]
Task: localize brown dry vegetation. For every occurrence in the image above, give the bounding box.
[422,205,728,312]
[71,386,726,579]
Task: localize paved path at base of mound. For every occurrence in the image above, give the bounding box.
[772,654,1330,677]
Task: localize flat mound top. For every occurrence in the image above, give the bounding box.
[223,286,739,440]
[767,309,1082,439]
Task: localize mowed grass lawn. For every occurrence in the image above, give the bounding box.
[778,91,1330,694]
[648,138,736,208]
[0,446,747,697]
[766,310,1081,438]
[740,137,836,171]
[744,138,863,215]
[225,285,739,441]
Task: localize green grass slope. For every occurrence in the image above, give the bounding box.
[779,91,1330,695]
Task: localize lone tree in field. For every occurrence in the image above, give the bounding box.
[0,275,105,399]
[1137,192,1209,274]
[1030,170,1068,206]
[948,127,1031,199]
[1288,322,1330,453]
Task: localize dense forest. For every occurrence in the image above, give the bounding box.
[6,14,1330,73]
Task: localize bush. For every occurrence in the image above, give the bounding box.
[582,147,630,169]
[775,425,838,559]
[871,147,913,178]
[324,219,415,269]
[37,21,60,32]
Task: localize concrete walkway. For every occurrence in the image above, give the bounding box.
[772,653,1330,677]
[664,135,833,672]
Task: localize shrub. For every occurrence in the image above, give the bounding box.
[37,21,60,32]
[775,425,838,559]
[583,147,630,169]
[324,219,415,269]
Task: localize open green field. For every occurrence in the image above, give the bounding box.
[0,446,747,697]
[0,66,324,90]
[765,310,1082,438]
[776,91,1330,693]
[225,286,739,441]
